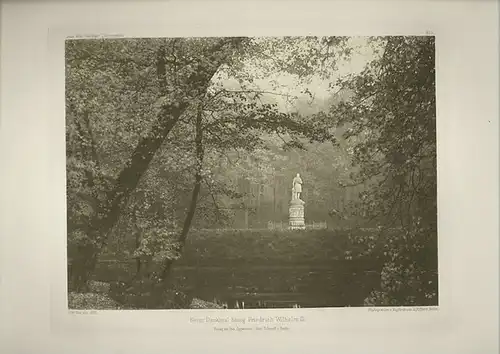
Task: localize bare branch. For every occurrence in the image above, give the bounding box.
[82,110,101,168]
[202,176,223,223]
[222,88,299,99]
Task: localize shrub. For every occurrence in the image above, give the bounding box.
[190,298,225,309]
[87,280,111,294]
[361,226,438,306]
[68,292,121,310]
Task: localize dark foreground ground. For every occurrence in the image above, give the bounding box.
[72,229,386,309]
[89,261,383,309]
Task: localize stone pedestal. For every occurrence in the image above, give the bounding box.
[289,199,305,230]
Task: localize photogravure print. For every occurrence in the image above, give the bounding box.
[65,36,437,311]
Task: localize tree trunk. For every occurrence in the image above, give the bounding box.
[131,208,142,279]
[160,104,204,281]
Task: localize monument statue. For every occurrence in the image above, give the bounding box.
[289,173,305,230]
[292,173,303,200]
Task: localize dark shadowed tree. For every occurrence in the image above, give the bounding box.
[327,36,437,305]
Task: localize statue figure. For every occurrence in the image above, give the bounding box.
[289,173,306,230]
[292,173,303,200]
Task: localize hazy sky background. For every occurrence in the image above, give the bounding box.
[216,37,381,114]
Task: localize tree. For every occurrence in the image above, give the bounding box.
[328,36,437,305]
[67,37,250,290]
[67,36,352,292]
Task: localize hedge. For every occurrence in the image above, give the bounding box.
[101,228,380,267]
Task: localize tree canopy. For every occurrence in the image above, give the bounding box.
[329,36,437,305]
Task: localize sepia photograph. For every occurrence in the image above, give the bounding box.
[65,35,437,310]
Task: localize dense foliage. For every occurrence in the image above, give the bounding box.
[328,36,437,305]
